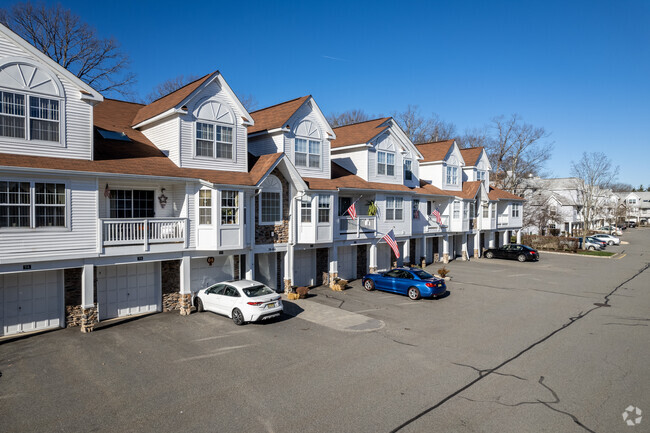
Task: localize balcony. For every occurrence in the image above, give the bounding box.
[424,215,449,233]
[100,218,188,250]
[497,216,509,227]
[339,216,377,238]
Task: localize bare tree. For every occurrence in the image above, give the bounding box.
[237,93,258,112]
[326,109,371,127]
[146,74,199,103]
[391,105,457,144]
[487,114,553,193]
[0,2,135,96]
[458,126,491,149]
[609,182,633,192]
[570,152,619,240]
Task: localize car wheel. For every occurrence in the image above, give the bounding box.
[608,241,614,245]
[231,308,245,326]
[364,279,375,291]
[517,254,526,262]
[407,287,421,300]
[194,297,204,313]
[485,251,494,259]
[588,246,595,251]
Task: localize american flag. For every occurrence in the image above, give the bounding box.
[382,229,400,259]
[346,201,357,220]
[432,208,442,224]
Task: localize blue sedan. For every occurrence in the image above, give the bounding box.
[362,268,447,300]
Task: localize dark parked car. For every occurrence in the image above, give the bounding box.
[362,268,447,300]
[484,244,539,262]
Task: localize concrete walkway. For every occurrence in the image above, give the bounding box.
[281,295,385,332]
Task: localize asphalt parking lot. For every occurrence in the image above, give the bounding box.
[1,230,648,432]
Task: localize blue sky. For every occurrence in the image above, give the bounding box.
[32,0,650,187]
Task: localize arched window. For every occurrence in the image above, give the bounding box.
[259,175,282,224]
[294,120,321,169]
[194,100,235,160]
[0,59,64,143]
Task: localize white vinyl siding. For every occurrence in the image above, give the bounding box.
[141,118,181,166]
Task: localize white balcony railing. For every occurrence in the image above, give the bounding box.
[101,218,187,249]
[424,215,449,233]
[339,216,377,237]
[497,216,509,227]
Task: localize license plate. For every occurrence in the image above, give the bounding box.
[265,302,276,309]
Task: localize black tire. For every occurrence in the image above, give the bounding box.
[608,241,614,246]
[194,297,204,313]
[364,279,375,291]
[231,308,245,326]
[485,251,494,259]
[517,254,526,262]
[588,246,595,251]
[407,287,421,300]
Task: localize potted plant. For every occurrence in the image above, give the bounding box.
[366,200,378,216]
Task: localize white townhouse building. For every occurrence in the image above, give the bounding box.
[616,191,650,225]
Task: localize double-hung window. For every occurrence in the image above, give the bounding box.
[483,204,489,218]
[404,160,412,181]
[199,190,212,225]
[386,197,403,220]
[378,151,395,176]
[318,195,330,223]
[295,138,321,168]
[195,122,233,159]
[463,202,469,220]
[0,91,60,142]
[477,170,486,182]
[0,181,66,228]
[221,191,238,225]
[453,201,460,219]
[511,203,520,218]
[301,198,312,223]
[446,166,458,185]
[109,190,154,218]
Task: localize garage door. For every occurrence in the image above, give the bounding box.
[191,256,233,291]
[294,249,316,286]
[1,270,63,337]
[97,262,160,321]
[255,253,277,291]
[338,246,357,280]
[377,243,391,271]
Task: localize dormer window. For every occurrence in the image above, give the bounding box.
[0,91,59,142]
[195,122,233,159]
[477,170,486,182]
[404,160,412,181]
[378,151,395,176]
[295,138,320,168]
[446,166,458,185]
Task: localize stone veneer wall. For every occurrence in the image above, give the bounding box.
[233,255,240,280]
[255,168,290,245]
[316,248,329,285]
[64,268,82,327]
[356,245,367,278]
[161,260,181,311]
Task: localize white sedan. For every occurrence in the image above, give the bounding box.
[592,234,620,245]
[194,280,283,325]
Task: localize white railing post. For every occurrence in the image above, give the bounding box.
[143,219,149,251]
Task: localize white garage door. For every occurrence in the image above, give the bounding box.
[294,249,316,286]
[377,243,391,271]
[338,246,357,280]
[1,270,63,337]
[97,262,160,321]
[191,256,234,291]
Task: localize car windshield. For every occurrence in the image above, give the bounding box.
[242,285,275,297]
[412,269,435,279]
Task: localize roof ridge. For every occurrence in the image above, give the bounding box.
[416,139,455,146]
[104,97,145,107]
[145,72,215,106]
[332,116,391,130]
[249,95,310,114]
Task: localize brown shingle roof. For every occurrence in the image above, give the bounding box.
[416,140,454,162]
[454,181,482,199]
[248,96,310,134]
[330,118,391,148]
[489,186,524,201]
[0,98,282,187]
[131,73,213,126]
[459,147,483,166]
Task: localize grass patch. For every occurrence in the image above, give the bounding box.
[577,250,615,257]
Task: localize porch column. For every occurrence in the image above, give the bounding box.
[421,235,427,267]
[461,233,468,261]
[436,237,443,262]
[329,245,339,286]
[568,222,573,236]
[369,243,377,273]
[284,245,294,293]
[179,256,192,316]
[474,232,480,258]
[80,264,97,333]
[488,231,495,248]
[503,230,510,246]
[402,238,410,266]
[245,251,254,280]
[443,234,450,263]
[516,230,522,244]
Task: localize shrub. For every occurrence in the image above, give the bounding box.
[437,267,450,278]
[520,234,578,252]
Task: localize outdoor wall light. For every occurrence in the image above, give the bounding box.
[207,257,215,266]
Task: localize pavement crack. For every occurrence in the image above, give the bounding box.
[452,362,527,380]
[392,339,417,347]
[389,263,649,433]
[324,294,345,309]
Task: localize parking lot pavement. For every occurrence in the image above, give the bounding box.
[1,230,648,432]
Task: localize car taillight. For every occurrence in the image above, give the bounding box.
[425,283,434,287]
[247,301,264,305]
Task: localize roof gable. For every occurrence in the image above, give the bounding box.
[248,95,310,134]
[416,139,455,163]
[331,117,391,148]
